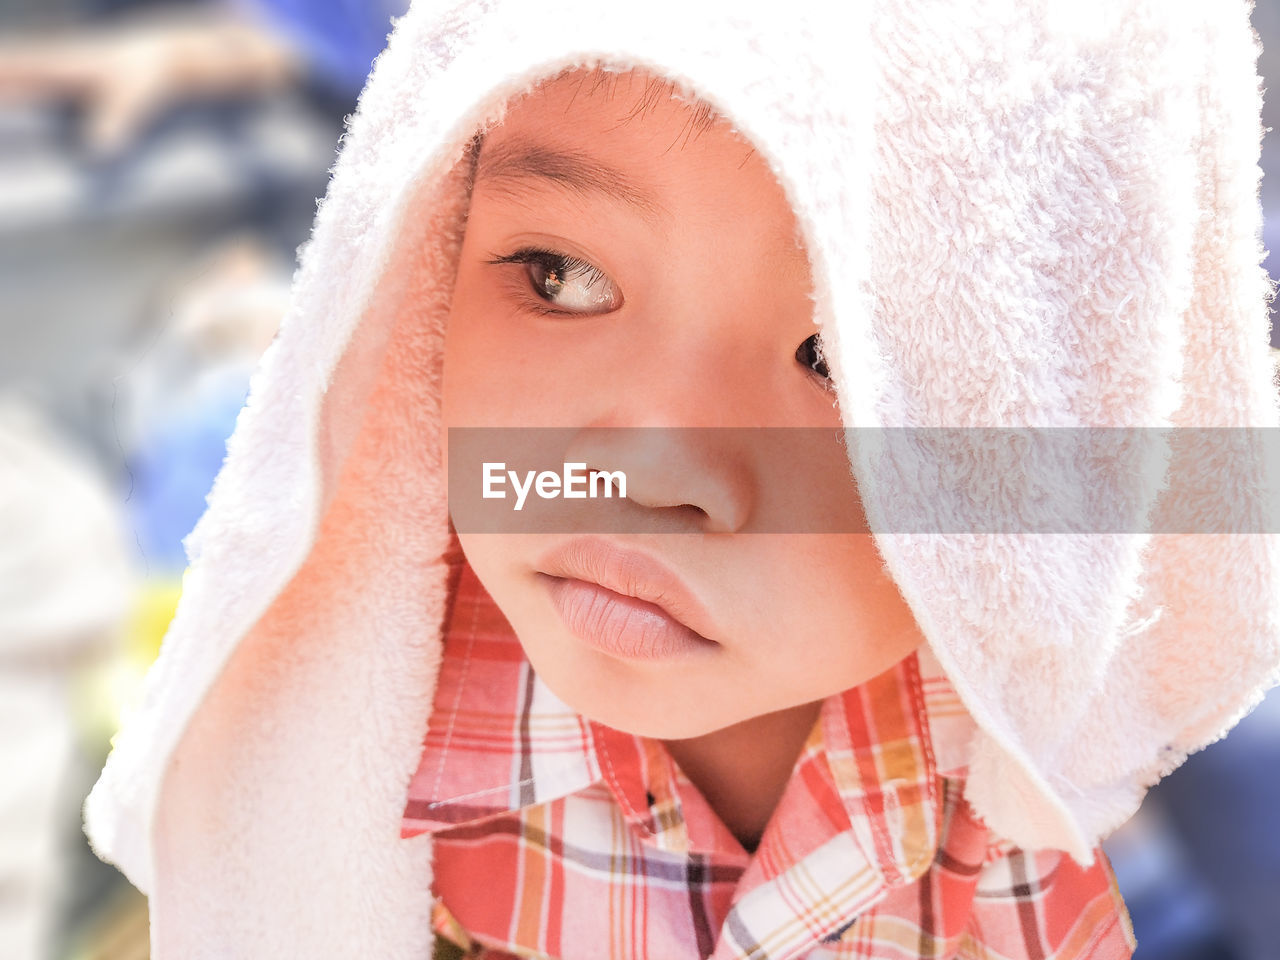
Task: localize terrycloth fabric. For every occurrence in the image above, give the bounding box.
[84,0,1280,956]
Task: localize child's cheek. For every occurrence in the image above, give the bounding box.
[442,267,597,429]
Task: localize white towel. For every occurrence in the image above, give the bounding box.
[85,1,1280,955]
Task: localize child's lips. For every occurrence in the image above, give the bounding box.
[541,576,715,661]
[535,537,720,660]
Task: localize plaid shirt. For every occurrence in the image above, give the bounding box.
[402,563,1135,960]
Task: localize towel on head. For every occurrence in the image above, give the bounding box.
[85,1,1280,955]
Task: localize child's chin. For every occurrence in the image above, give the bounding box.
[512,627,736,740]
[569,694,739,741]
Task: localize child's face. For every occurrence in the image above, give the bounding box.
[443,70,922,739]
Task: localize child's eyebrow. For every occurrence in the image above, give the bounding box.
[473,137,665,220]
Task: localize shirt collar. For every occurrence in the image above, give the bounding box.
[400,561,600,834]
[401,560,974,892]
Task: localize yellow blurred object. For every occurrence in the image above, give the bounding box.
[113,577,183,738]
[73,577,183,752]
[128,578,184,664]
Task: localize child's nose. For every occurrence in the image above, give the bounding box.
[563,427,754,534]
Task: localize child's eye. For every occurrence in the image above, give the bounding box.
[795,333,831,383]
[487,248,622,315]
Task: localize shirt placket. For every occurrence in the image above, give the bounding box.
[708,655,944,960]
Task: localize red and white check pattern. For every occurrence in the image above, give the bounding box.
[402,563,1135,960]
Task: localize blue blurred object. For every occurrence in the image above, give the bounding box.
[1106,689,1280,960]
[72,0,408,99]
[246,0,409,97]
[126,367,250,573]
[1145,690,1280,960]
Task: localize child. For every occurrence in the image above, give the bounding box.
[85,2,1280,958]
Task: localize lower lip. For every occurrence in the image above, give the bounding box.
[542,575,715,661]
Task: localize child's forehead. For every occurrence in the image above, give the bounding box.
[474,68,761,209]
[482,68,742,167]
[503,68,721,136]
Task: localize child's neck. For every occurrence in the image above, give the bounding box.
[662,699,824,853]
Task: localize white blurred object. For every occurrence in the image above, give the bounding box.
[121,233,290,448]
[0,401,134,652]
[0,397,135,960]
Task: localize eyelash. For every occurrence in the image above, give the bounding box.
[484,246,612,317]
[483,246,834,390]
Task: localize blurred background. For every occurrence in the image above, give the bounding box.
[0,2,1278,958]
